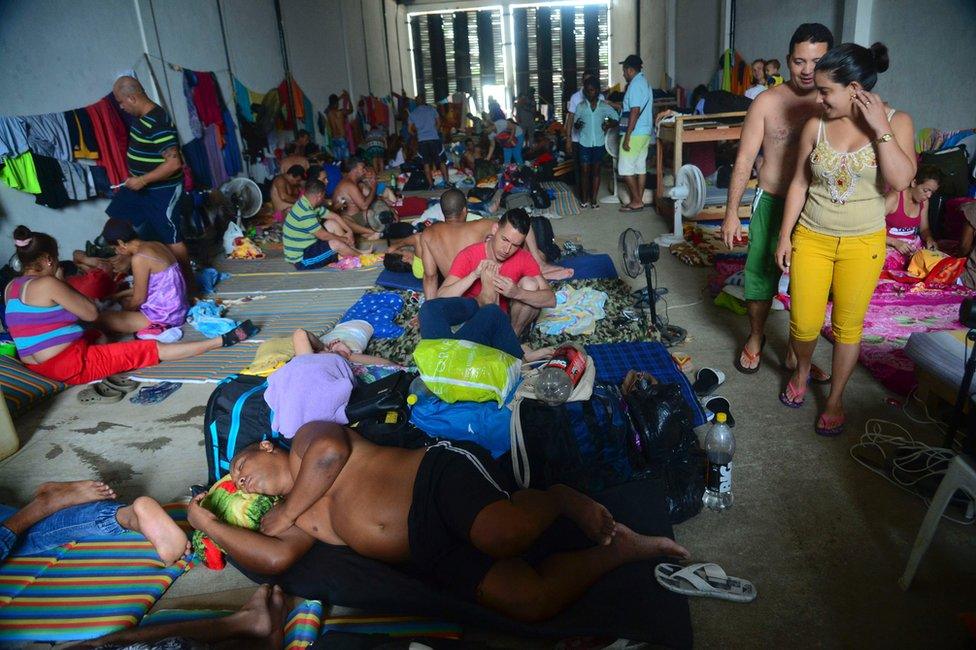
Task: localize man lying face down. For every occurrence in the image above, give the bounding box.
[187,421,689,623]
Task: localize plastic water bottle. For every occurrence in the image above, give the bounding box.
[702,413,735,511]
[536,346,587,406]
[406,376,434,407]
[390,173,397,192]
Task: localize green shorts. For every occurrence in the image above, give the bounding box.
[743,189,785,301]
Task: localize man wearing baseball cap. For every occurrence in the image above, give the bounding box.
[618,54,652,212]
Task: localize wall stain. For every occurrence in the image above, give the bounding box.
[70,446,136,484]
[157,405,206,425]
[125,436,172,452]
[72,422,132,435]
[45,444,63,459]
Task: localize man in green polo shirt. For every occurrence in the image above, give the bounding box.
[283,180,361,270]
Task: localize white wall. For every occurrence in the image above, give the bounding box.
[733,0,843,64]
[869,0,976,131]
[674,0,722,91]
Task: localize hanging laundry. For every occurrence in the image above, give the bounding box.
[56,160,95,200]
[220,108,243,177]
[71,109,100,159]
[232,77,254,123]
[182,70,204,139]
[203,124,229,187]
[0,151,41,193]
[0,116,29,159]
[182,137,213,189]
[86,97,129,185]
[21,113,72,161]
[32,154,70,208]
[190,71,225,139]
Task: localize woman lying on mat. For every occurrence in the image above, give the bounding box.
[4,226,258,385]
[95,218,189,342]
[0,480,187,566]
[292,327,399,379]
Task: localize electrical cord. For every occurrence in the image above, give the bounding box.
[850,418,974,525]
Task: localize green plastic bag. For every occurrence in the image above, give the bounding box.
[412,339,521,407]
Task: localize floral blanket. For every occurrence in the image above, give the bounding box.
[822,280,976,395]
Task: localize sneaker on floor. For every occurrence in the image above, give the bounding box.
[579,201,590,209]
[137,324,183,343]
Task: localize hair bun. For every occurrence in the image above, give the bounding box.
[12,225,32,247]
[869,42,890,74]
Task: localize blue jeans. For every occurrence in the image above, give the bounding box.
[503,134,524,166]
[419,297,523,359]
[0,500,125,560]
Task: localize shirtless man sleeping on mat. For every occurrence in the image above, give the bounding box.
[186,421,690,622]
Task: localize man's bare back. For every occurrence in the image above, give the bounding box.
[421,219,494,277]
[327,109,347,139]
[290,431,425,562]
[271,176,301,213]
[751,83,824,197]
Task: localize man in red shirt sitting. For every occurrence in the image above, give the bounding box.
[433,208,556,339]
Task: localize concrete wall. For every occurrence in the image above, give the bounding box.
[733,0,843,65]
[674,0,722,91]
[868,0,976,131]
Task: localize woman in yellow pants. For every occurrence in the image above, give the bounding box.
[774,41,916,436]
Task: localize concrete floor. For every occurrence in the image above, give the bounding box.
[2,190,974,647]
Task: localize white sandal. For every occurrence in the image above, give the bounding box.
[655,562,757,603]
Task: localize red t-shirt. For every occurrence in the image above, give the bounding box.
[448,242,542,312]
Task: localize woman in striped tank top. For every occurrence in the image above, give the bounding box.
[4,226,257,385]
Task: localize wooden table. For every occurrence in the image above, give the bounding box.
[654,111,747,220]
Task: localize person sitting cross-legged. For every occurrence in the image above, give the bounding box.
[283,179,363,270]
[187,421,691,623]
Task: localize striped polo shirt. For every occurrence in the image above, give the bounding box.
[283,196,325,262]
[127,106,182,189]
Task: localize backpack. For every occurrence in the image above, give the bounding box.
[530,216,561,262]
[530,183,552,209]
[202,374,280,485]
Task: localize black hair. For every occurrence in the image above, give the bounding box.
[304,179,327,197]
[440,188,467,219]
[383,252,413,274]
[583,76,600,91]
[284,142,297,155]
[815,42,889,91]
[916,165,943,186]
[328,94,339,107]
[286,164,306,178]
[12,226,59,271]
[101,218,137,244]
[691,84,709,107]
[752,58,765,66]
[341,156,364,174]
[499,208,531,235]
[307,164,324,181]
[297,129,310,139]
[766,58,781,71]
[789,22,835,56]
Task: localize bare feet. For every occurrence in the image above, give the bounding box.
[522,345,555,363]
[541,264,575,281]
[549,484,617,546]
[237,584,274,638]
[266,585,287,650]
[128,497,189,566]
[611,523,691,562]
[34,480,116,514]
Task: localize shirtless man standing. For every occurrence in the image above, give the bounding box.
[327,91,353,161]
[721,23,834,379]
[270,165,305,218]
[330,157,382,240]
[187,421,689,622]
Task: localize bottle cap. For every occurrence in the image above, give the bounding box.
[715,412,727,423]
[406,394,418,406]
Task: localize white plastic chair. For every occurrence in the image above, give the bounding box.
[899,454,976,589]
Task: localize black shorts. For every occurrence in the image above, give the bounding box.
[105,185,183,244]
[407,441,510,599]
[293,239,338,270]
[418,139,443,166]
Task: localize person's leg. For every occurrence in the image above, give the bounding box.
[77,584,286,650]
[439,161,450,187]
[622,174,640,209]
[509,277,544,337]
[340,215,381,239]
[469,484,617,559]
[503,146,514,166]
[820,230,886,425]
[418,297,480,340]
[740,192,782,371]
[785,226,836,403]
[477,525,690,623]
[523,228,573,281]
[578,161,592,205]
[114,497,189,565]
[0,482,115,561]
[513,135,524,165]
[96,310,151,334]
[589,154,603,204]
[454,304,523,358]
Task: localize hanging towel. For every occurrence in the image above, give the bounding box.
[21,113,72,161]
[232,77,254,122]
[86,98,129,185]
[0,116,29,159]
[0,151,41,193]
[220,108,243,177]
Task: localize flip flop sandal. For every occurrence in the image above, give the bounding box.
[781,362,832,385]
[655,562,757,603]
[693,367,726,397]
[78,382,125,404]
[815,413,846,437]
[704,396,735,427]
[779,380,807,409]
[734,336,765,375]
[103,375,140,394]
[129,382,182,405]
